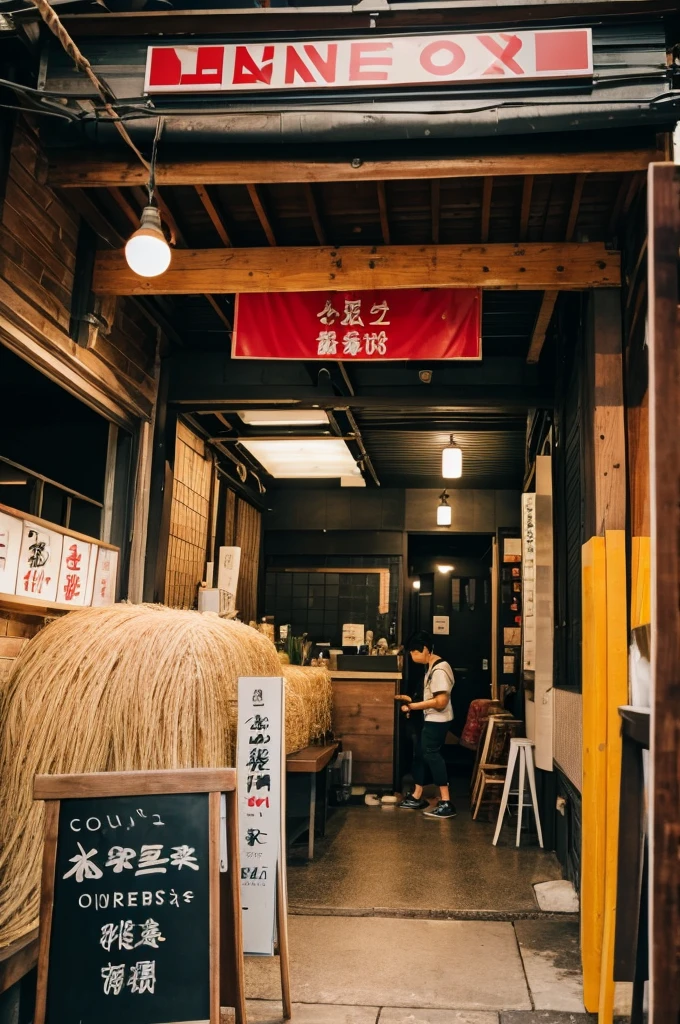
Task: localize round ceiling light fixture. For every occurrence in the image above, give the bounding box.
[125,205,172,278]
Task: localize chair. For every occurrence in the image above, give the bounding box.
[471,716,522,820]
[492,737,544,848]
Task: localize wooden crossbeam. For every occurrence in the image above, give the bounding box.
[519,176,534,241]
[93,242,620,296]
[204,294,233,332]
[247,184,277,246]
[45,149,663,189]
[527,290,559,364]
[196,186,232,247]
[108,187,139,229]
[377,181,391,245]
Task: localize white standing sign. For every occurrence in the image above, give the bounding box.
[522,493,537,672]
[237,676,284,957]
[15,521,63,604]
[218,546,241,616]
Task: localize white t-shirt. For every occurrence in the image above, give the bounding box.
[423,659,455,722]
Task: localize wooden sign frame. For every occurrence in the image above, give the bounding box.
[33,768,246,1024]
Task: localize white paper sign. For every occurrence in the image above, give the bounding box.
[56,536,92,607]
[91,547,119,606]
[0,510,22,595]
[433,615,450,635]
[15,521,63,603]
[217,546,241,615]
[342,623,364,647]
[237,676,284,957]
[522,493,537,671]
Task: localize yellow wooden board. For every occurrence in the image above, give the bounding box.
[581,537,608,1012]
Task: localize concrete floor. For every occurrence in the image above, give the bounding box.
[288,787,563,916]
[243,779,593,1023]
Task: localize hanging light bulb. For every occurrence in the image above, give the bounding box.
[124,118,172,278]
[413,579,421,591]
[442,434,463,479]
[125,205,171,278]
[437,491,452,527]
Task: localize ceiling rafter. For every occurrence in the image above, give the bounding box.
[481,177,493,244]
[247,183,277,246]
[304,184,327,246]
[527,290,559,364]
[377,181,391,245]
[196,185,233,247]
[519,175,534,241]
[565,173,587,242]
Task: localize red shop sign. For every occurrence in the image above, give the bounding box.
[145,29,592,94]
[232,290,481,362]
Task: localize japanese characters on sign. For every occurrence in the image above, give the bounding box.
[237,677,284,957]
[0,507,118,608]
[145,29,593,94]
[46,793,211,1024]
[522,493,537,672]
[233,289,481,362]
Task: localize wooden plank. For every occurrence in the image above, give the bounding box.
[209,791,220,1024]
[377,181,391,245]
[247,184,277,246]
[286,743,339,773]
[630,535,651,629]
[0,930,39,995]
[334,734,394,763]
[526,290,558,364]
[47,149,663,188]
[304,184,326,246]
[647,161,680,1023]
[481,176,493,243]
[350,761,393,785]
[196,185,232,247]
[519,175,534,241]
[590,291,627,535]
[93,241,620,295]
[598,530,629,1022]
[581,536,608,1012]
[34,767,237,799]
[34,801,59,1024]
[565,173,587,242]
[108,186,139,229]
[205,293,233,332]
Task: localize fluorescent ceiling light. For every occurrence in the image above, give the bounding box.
[238,410,329,426]
[239,438,361,479]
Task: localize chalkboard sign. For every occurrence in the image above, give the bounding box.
[34,769,245,1024]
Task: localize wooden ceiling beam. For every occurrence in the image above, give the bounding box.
[196,185,233,247]
[527,290,559,364]
[481,177,493,244]
[93,242,620,295]
[108,187,139,230]
[565,173,587,242]
[62,189,125,248]
[431,179,440,244]
[519,175,534,241]
[377,181,391,245]
[46,149,663,189]
[247,184,277,246]
[204,294,233,333]
[304,184,327,246]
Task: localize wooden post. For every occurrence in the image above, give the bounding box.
[580,288,628,1018]
[647,162,680,1022]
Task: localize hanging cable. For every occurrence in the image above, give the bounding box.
[25,0,150,171]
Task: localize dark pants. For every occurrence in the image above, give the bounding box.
[412,720,450,788]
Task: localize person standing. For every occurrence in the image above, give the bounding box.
[396,631,456,819]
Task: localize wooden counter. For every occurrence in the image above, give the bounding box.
[330,670,401,788]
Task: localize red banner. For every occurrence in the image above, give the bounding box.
[232,289,481,361]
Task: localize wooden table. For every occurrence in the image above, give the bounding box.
[286,743,339,860]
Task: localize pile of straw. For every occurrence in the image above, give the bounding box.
[282,666,333,749]
[0,604,331,948]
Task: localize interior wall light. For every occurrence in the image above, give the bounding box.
[436,491,452,527]
[125,120,171,278]
[437,564,455,574]
[442,435,463,479]
[413,579,421,590]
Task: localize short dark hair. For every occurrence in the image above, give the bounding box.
[407,630,434,654]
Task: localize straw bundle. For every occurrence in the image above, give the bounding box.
[0,604,280,948]
[282,666,333,748]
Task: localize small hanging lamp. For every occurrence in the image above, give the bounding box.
[437,491,452,527]
[125,120,172,279]
[442,435,463,479]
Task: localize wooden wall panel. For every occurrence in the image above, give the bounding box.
[234,497,261,625]
[0,121,157,423]
[164,420,213,609]
[0,607,56,687]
